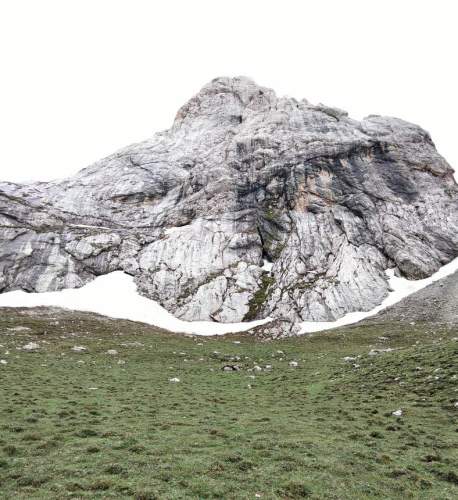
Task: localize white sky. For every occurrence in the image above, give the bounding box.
[0,0,457,183]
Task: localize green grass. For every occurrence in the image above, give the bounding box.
[0,308,457,499]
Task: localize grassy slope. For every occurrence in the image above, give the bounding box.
[0,308,457,499]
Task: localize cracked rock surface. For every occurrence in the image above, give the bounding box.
[0,76,457,323]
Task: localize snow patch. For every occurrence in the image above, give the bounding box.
[0,271,271,336]
[0,256,456,337]
[261,259,273,272]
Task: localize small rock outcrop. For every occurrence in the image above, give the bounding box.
[245,318,300,340]
[0,77,457,324]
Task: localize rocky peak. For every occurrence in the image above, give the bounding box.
[173,76,276,134]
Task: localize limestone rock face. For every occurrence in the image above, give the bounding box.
[1,76,457,323]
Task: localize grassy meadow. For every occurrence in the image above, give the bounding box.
[0,307,457,499]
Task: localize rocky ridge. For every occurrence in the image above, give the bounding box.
[0,76,457,324]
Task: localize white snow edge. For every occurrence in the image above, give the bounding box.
[0,272,271,336]
[0,256,456,336]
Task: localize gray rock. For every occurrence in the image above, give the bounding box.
[71,346,87,352]
[22,342,40,351]
[0,76,457,324]
[245,318,300,340]
[368,348,394,356]
[222,365,240,372]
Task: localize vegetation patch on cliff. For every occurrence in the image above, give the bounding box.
[244,274,275,321]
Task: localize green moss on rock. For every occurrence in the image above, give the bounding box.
[244,274,275,321]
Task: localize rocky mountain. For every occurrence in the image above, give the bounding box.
[0,76,457,324]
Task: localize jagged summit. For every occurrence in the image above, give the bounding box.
[173,76,278,132]
[0,77,457,325]
[174,76,350,133]
[176,76,275,113]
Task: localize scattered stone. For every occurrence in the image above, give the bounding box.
[289,361,298,368]
[169,377,180,383]
[22,342,39,351]
[343,356,357,362]
[253,365,262,372]
[0,359,7,365]
[106,349,118,355]
[71,346,87,352]
[117,360,126,365]
[392,409,403,417]
[368,348,394,356]
[222,365,240,372]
